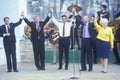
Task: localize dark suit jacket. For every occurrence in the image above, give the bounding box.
[114,27,120,42]
[24,16,50,42]
[89,22,98,43]
[0,19,22,43]
[97,11,110,20]
[81,22,94,39]
[75,15,95,40]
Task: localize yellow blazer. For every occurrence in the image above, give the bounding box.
[94,21,113,47]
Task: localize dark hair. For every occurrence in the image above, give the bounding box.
[101,5,107,10]
[62,15,67,18]
[3,17,9,21]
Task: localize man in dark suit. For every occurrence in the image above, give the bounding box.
[76,15,93,71]
[89,17,98,64]
[22,10,51,70]
[113,27,120,65]
[0,13,23,72]
[113,11,120,65]
[97,4,110,22]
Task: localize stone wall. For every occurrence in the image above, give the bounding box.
[19,39,54,62]
[20,40,34,62]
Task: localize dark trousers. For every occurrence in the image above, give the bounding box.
[4,39,17,71]
[32,39,45,69]
[81,38,93,70]
[58,37,70,69]
[92,42,97,64]
[113,41,120,63]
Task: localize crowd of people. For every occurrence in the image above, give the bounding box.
[0,4,120,74]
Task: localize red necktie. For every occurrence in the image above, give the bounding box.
[63,23,65,37]
[36,25,40,32]
[7,26,10,33]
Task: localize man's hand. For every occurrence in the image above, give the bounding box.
[5,33,10,37]
[72,8,76,14]
[21,11,24,17]
[49,8,54,17]
[94,12,98,18]
[50,8,53,14]
[94,12,98,21]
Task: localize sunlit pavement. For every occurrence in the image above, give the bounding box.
[0,62,120,80]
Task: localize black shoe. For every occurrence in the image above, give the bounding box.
[65,67,68,70]
[58,67,62,70]
[101,71,107,73]
[37,68,40,71]
[14,70,18,72]
[70,47,74,50]
[80,69,87,71]
[40,68,45,70]
[7,70,12,72]
[94,62,98,64]
[113,62,120,65]
[88,69,92,72]
[113,62,118,64]
[52,63,56,65]
[117,62,120,65]
[78,47,80,50]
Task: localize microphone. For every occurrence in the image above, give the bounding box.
[72,21,76,28]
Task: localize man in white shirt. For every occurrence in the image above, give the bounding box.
[51,9,74,70]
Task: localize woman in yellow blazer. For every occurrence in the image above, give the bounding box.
[94,13,113,73]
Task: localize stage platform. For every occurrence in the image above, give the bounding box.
[0,62,120,80]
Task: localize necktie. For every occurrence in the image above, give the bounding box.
[63,23,65,37]
[7,26,10,33]
[36,25,40,32]
[83,25,86,38]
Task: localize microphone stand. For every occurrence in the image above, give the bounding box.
[70,14,79,80]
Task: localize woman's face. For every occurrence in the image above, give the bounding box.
[100,18,108,28]
[101,22,107,28]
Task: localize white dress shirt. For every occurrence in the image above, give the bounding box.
[52,17,73,37]
[5,25,9,33]
[83,23,90,38]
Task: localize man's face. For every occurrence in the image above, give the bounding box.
[4,18,9,25]
[34,16,40,23]
[62,17,67,23]
[100,6,105,11]
[83,17,89,24]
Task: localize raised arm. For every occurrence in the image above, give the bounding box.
[72,8,84,25]
[75,15,84,25]
[50,8,60,26]
[20,11,32,27]
[13,12,23,27]
[43,9,52,26]
[24,17,32,27]
[43,16,50,26]
[94,12,101,30]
